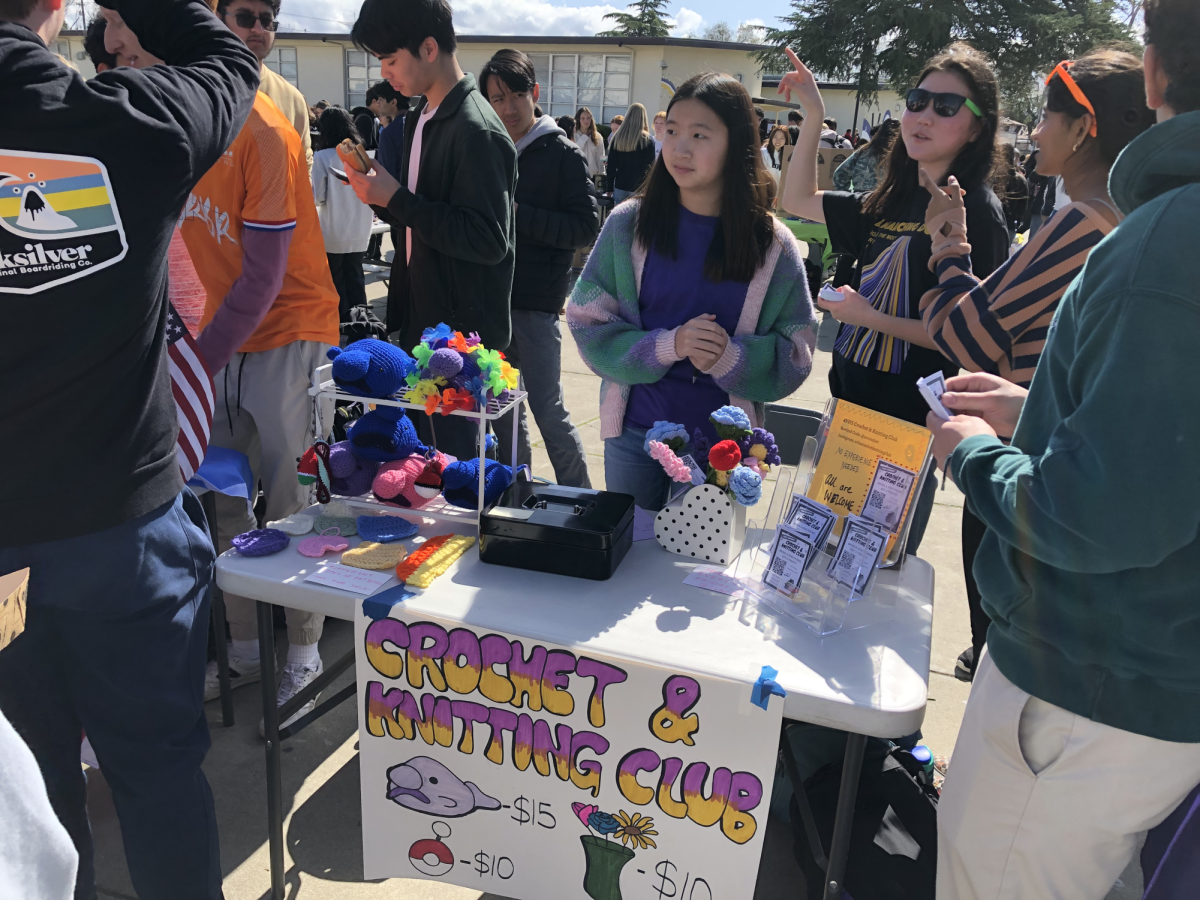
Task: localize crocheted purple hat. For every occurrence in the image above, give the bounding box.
[231,528,290,557]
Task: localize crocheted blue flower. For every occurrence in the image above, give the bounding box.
[643,420,688,454]
[420,322,455,346]
[728,465,762,506]
[711,405,752,440]
[588,811,620,836]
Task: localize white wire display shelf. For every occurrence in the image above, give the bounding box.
[309,362,526,525]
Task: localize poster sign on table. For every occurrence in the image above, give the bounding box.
[355,605,783,899]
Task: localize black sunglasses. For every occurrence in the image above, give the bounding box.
[906,88,982,119]
[228,10,279,31]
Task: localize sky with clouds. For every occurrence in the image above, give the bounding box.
[277,0,792,39]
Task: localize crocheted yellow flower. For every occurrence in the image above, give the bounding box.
[500,360,520,389]
[403,378,444,405]
[614,811,657,850]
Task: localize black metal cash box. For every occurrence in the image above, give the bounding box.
[479,481,635,580]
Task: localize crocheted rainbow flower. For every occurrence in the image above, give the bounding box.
[711,405,752,440]
[728,464,763,506]
[647,441,693,483]
[643,420,688,454]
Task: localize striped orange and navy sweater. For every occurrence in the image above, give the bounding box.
[919,202,1114,387]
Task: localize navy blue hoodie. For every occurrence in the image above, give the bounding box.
[0,0,259,545]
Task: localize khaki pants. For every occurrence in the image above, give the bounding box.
[209,341,333,646]
[938,649,1200,899]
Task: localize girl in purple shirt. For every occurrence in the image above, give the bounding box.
[569,74,816,510]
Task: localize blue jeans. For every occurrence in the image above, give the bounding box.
[613,188,634,204]
[604,425,673,511]
[0,491,221,900]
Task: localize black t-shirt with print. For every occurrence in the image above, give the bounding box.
[823,186,1008,425]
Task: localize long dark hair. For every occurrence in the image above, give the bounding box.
[635,73,775,283]
[764,124,791,166]
[317,107,364,150]
[864,43,1001,217]
[863,117,900,160]
[1045,49,1155,166]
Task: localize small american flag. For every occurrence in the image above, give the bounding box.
[167,301,214,483]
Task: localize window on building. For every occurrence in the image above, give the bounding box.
[264,46,298,87]
[527,53,631,123]
[346,49,382,110]
[54,40,70,60]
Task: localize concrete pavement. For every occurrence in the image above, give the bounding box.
[84,292,1142,898]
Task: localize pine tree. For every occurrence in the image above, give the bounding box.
[598,0,674,37]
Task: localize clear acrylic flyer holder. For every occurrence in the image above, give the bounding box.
[730,458,859,637]
[729,399,933,635]
[798,398,935,570]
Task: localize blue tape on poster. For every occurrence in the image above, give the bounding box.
[362,584,414,620]
[751,664,787,710]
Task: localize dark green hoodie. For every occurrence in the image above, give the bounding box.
[950,111,1200,743]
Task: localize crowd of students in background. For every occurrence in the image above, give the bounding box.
[2,0,1199,897]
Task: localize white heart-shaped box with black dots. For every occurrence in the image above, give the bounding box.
[654,484,746,566]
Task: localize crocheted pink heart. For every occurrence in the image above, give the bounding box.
[298,535,350,558]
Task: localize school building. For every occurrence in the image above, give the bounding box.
[56,29,902,132]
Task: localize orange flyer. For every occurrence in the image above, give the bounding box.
[805,400,933,560]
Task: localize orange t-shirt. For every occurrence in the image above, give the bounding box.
[182,92,338,354]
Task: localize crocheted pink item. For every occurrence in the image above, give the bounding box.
[297,535,350,558]
[372,453,446,508]
[647,440,693,483]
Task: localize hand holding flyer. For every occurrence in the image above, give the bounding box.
[917,371,952,421]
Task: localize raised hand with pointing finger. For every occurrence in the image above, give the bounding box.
[919,167,970,268]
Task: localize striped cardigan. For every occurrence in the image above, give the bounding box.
[567,201,817,439]
[920,202,1114,387]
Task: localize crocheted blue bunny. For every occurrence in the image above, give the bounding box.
[441,458,513,508]
[327,340,417,399]
[348,406,427,462]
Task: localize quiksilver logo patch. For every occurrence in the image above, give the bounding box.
[0,150,128,294]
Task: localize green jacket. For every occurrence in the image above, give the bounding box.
[950,111,1200,742]
[379,74,517,350]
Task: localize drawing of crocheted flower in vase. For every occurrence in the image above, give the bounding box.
[573,802,658,900]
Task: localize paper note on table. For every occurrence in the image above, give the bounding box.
[633,505,656,541]
[304,563,393,594]
[683,565,745,596]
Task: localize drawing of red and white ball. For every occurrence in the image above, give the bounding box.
[409,822,454,877]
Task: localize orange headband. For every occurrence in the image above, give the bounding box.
[1046,61,1098,138]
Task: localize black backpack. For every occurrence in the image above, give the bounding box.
[790,740,939,900]
[339,305,388,343]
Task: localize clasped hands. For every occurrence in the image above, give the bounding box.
[675,315,729,372]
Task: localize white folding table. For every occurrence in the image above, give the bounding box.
[216,510,934,900]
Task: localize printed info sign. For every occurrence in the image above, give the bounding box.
[355,606,783,900]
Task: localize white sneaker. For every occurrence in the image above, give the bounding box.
[258,659,324,738]
[203,647,264,702]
